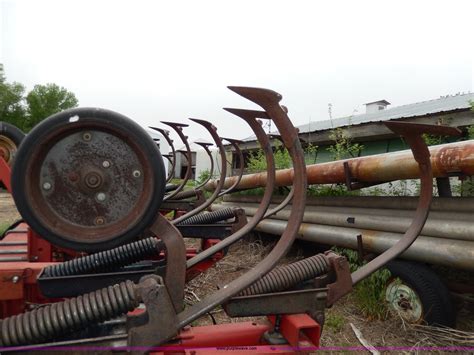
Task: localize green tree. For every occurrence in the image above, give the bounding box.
[0,80,27,129]
[25,83,78,131]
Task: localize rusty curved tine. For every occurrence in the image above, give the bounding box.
[171,119,227,225]
[217,138,244,197]
[161,122,192,200]
[177,87,307,327]
[162,154,175,181]
[194,142,214,190]
[150,127,176,183]
[185,109,275,269]
[351,122,461,285]
[264,133,295,218]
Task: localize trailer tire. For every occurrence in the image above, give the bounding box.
[0,122,25,190]
[385,260,455,327]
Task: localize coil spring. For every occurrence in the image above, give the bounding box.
[43,237,161,277]
[240,253,329,296]
[169,189,197,200]
[177,208,236,226]
[0,280,138,346]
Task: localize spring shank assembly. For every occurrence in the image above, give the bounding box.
[42,237,162,277]
[177,87,308,327]
[171,118,228,225]
[176,208,237,226]
[0,280,138,346]
[240,253,330,296]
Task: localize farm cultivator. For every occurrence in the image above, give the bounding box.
[0,87,460,352]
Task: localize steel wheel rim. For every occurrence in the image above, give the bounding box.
[385,278,423,323]
[0,135,17,165]
[23,121,156,245]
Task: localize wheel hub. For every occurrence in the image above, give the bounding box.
[385,279,423,323]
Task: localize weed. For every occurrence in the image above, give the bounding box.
[332,247,391,321]
[325,312,345,332]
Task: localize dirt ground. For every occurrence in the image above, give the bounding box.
[1,191,473,353]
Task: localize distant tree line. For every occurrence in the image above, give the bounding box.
[0,64,78,132]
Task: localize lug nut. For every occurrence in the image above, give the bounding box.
[133,170,141,178]
[96,192,106,201]
[95,217,105,225]
[42,182,52,190]
[83,132,92,141]
[102,160,111,168]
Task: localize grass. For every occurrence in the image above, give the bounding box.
[333,247,391,321]
[325,312,345,332]
[0,222,11,236]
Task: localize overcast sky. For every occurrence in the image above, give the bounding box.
[1,0,473,144]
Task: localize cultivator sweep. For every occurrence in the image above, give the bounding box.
[0,87,460,352]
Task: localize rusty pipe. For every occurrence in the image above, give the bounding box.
[252,218,474,271]
[222,194,474,213]
[351,122,460,284]
[214,203,474,241]
[204,140,474,190]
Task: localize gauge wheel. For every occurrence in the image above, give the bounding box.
[0,122,26,189]
[11,108,166,252]
[385,260,455,327]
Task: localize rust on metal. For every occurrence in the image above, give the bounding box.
[351,122,461,284]
[149,214,186,312]
[194,141,214,190]
[218,137,244,197]
[161,121,192,200]
[204,138,474,191]
[185,108,277,270]
[149,127,176,182]
[171,118,227,225]
[178,86,307,327]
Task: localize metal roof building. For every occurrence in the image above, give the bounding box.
[228,92,474,173]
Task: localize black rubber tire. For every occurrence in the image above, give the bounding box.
[0,122,26,190]
[11,108,166,252]
[0,122,25,147]
[386,260,456,327]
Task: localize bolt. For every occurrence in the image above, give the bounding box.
[42,182,52,190]
[83,132,92,141]
[68,172,79,182]
[12,275,20,283]
[133,170,141,178]
[96,192,106,201]
[95,216,105,225]
[102,160,111,168]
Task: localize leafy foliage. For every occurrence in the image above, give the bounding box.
[0,80,26,127]
[327,127,363,160]
[0,66,78,131]
[25,83,78,131]
[196,169,211,185]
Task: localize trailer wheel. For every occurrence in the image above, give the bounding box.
[0,122,25,189]
[385,260,455,327]
[11,108,166,252]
